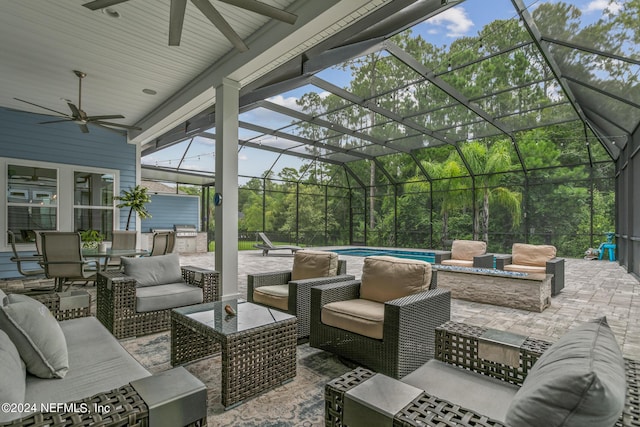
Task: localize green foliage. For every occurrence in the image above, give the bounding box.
[115,185,152,230]
[80,229,104,249]
[80,229,104,242]
[232,2,621,255]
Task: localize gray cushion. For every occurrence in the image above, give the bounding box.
[505,317,626,427]
[122,253,183,287]
[0,293,68,379]
[0,288,6,303]
[402,359,519,422]
[0,329,26,423]
[136,282,203,312]
[25,316,150,406]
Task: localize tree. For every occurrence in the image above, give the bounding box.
[460,141,522,243]
[115,185,152,230]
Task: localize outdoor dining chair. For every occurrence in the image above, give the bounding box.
[150,231,175,256]
[7,230,44,277]
[104,230,137,271]
[40,232,100,292]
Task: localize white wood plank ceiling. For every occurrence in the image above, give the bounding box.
[0,0,392,144]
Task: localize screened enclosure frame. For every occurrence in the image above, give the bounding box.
[140,0,639,275]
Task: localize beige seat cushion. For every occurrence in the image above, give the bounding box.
[322,299,385,339]
[504,264,547,274]
[253,284,290,311]
[451,240,486,261]
[360,256,431,304]
[441,259,474,267]
[291,250,339,281]
[511,243,556,267]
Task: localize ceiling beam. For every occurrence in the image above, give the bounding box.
[132,0,377,145]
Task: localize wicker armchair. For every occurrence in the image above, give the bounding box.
[97,264,219,339]
[498,243,565,295]
[247,254,354,339]
[326,321,640,427]
[438,239,493,268]
[309,256,450,379]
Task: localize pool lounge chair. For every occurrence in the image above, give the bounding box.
[254,232,302,256]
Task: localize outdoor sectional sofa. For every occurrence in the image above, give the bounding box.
[326,319,640,427]
[0,290,207,427]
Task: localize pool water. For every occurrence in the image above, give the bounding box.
[331,248,436,263]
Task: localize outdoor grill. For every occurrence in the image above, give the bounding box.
[174,224,198,237]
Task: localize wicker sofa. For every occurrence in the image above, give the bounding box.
[0,290,206,427]
[499,243,565,295]
[97,253,219,339]
[326,319,639,427]
[247,249,355,339]
[309,256,450,379]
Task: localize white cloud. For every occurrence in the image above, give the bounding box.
[428,7,474,38]
[584,0,623,14]
[267,94,302,111]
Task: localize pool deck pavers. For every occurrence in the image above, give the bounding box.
[3,248,639,358]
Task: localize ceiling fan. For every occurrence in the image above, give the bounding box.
[13,70,140,134]
[82,0,298,51]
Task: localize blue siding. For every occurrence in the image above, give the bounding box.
[1,108,137,279]
[141,194,200,232]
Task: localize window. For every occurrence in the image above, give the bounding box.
[74,172,114,240]
[7,165,57,243]
[3,159,119,249]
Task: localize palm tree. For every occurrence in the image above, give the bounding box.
[423,158,469,245]
[461,140,522,242]
[115,185,152,230]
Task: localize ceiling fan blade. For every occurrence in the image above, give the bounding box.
[67,102,81,118]
[86,114,125,121]
[13,98,69,116]
[82,0,129,11]
[218,0,297,25]
[39,119,73,124]
[79,124,90,133]
[169,0,188,46]
[92,120,142,130]
[90,122,127,135]
[191,0,248,52]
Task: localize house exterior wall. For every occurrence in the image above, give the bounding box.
[0,107,136,279]
[140,193,200,232]
[139,193,204,253]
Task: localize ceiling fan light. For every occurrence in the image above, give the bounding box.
[102,7,120,18]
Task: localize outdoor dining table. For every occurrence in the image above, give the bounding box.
[81,247,149,271]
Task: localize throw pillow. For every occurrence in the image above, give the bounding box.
[122,253,184,287]
[0,329,26,423]
[0,293,69,379]
[360,256,431,303]
[291,250,339,281]
[505,317,626,427]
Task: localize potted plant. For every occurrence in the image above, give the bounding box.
[80,229,105,250]
[115,185,152,230]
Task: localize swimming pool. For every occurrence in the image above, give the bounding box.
[331,248,436,263]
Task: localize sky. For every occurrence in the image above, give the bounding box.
[141,0,622,184]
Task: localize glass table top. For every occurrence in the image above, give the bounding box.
[174,299,295,336]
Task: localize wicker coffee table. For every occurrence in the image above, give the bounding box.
[171,300,297,408]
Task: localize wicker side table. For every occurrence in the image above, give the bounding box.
[171,300,297,409]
